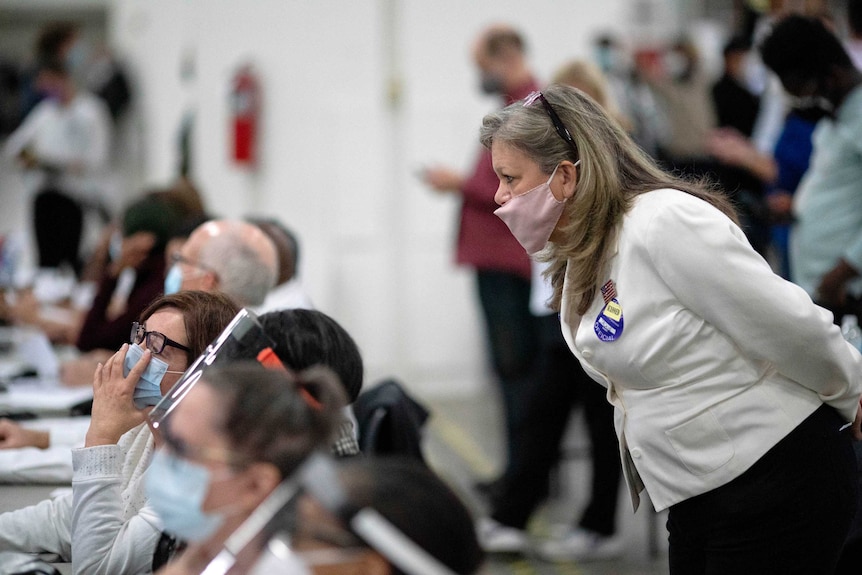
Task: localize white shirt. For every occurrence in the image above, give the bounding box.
[3,92,111,203]
[252,278,314,315]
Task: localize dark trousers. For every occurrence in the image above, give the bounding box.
[818,298,862,575]
[33,188,83,274]
[491,313,621,535]
[475,270,538,476]
[667,405,857,575]
[835,440,862,574]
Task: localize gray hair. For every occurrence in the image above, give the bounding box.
[199,224,277,307]
[480,84,736,315]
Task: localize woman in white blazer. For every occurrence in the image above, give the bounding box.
[480,84,862,574]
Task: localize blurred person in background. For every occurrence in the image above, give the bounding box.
[165,219,278,309]
[420,23,540,500]
[247,217,314,313]
[3,48,111,277]
[761,15,862,573]
[592,33,665,158]
[640,36,717,172]
[75,193,184,353]
[760,15,862,321]
[707,34,772,257]
[47,191,185,386]
[478,60,623,561]
[712,35,761,138]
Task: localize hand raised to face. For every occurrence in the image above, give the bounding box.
[85,343,151,447]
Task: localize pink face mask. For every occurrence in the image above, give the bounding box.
[494,162,578,255]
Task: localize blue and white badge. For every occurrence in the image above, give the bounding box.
[594,298,624,342]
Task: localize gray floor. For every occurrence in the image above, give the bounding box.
[422,394,670,575]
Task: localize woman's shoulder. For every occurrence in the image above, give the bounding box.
[628,188,701,222]
[625,189,731,243]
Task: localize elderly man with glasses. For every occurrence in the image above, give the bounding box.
[164,219,278,309]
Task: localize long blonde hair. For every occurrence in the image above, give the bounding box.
[552,59,632,132]
[479,83,737,315]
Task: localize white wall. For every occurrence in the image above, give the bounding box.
[105,0,685,397]
[94,0,679,397]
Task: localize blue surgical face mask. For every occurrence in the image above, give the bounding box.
[145,449,229,542]
[124,343,169,409]
[164,263,182,295]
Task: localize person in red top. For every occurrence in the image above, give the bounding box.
[422,23,539,502]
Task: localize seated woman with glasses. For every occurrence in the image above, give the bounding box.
[0,290,239,575]
[145,362,346,575]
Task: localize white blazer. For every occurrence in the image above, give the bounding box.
[561,189,862,512]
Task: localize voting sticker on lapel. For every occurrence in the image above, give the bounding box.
[594,298,624,342]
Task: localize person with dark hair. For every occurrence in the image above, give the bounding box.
[258,308,363,457]
[712,35,760,137]
[75,192,185,353]
[420,23,540,507]
[0,291,239,574]
[145,363,346,575]
[247,217,314,312]
[760,15,862,321]
[481,82,862,572]
[260,308,363,404]
[3,54,111,275]
[762,14,862,574]
[252,457,485,575]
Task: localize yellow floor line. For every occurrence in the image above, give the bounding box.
[428,412,497,478]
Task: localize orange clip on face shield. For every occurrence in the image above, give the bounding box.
[147,308,287,431]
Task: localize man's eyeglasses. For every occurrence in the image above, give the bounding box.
[170,252,217,276]
[524,91,579,159]
[130,322,191,355]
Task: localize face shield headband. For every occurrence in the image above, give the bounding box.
[289,456,459,575]
[147,308,287,431]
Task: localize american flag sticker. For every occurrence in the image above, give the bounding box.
[601,280,617,304]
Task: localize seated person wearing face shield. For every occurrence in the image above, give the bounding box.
[258,309,363,457]
[146,362,346,575]
[247,456,485,575]
[0,291,240,575]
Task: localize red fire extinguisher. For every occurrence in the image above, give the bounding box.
[230,65,259,167]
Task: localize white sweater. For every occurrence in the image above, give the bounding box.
[0,423,162,574]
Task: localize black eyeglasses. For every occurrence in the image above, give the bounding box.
[524,91,579,159]
[170,252,217,276]
[130,322,191,355]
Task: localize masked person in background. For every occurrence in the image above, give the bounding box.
[3,47,111,276]
[420,23,540,502]
[0,291,239,575]
[149,362,346,575]
[482,83,862,573]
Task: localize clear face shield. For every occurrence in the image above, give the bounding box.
[250,456,460,575]
[146,308,286,432]
[196,453,461,575]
